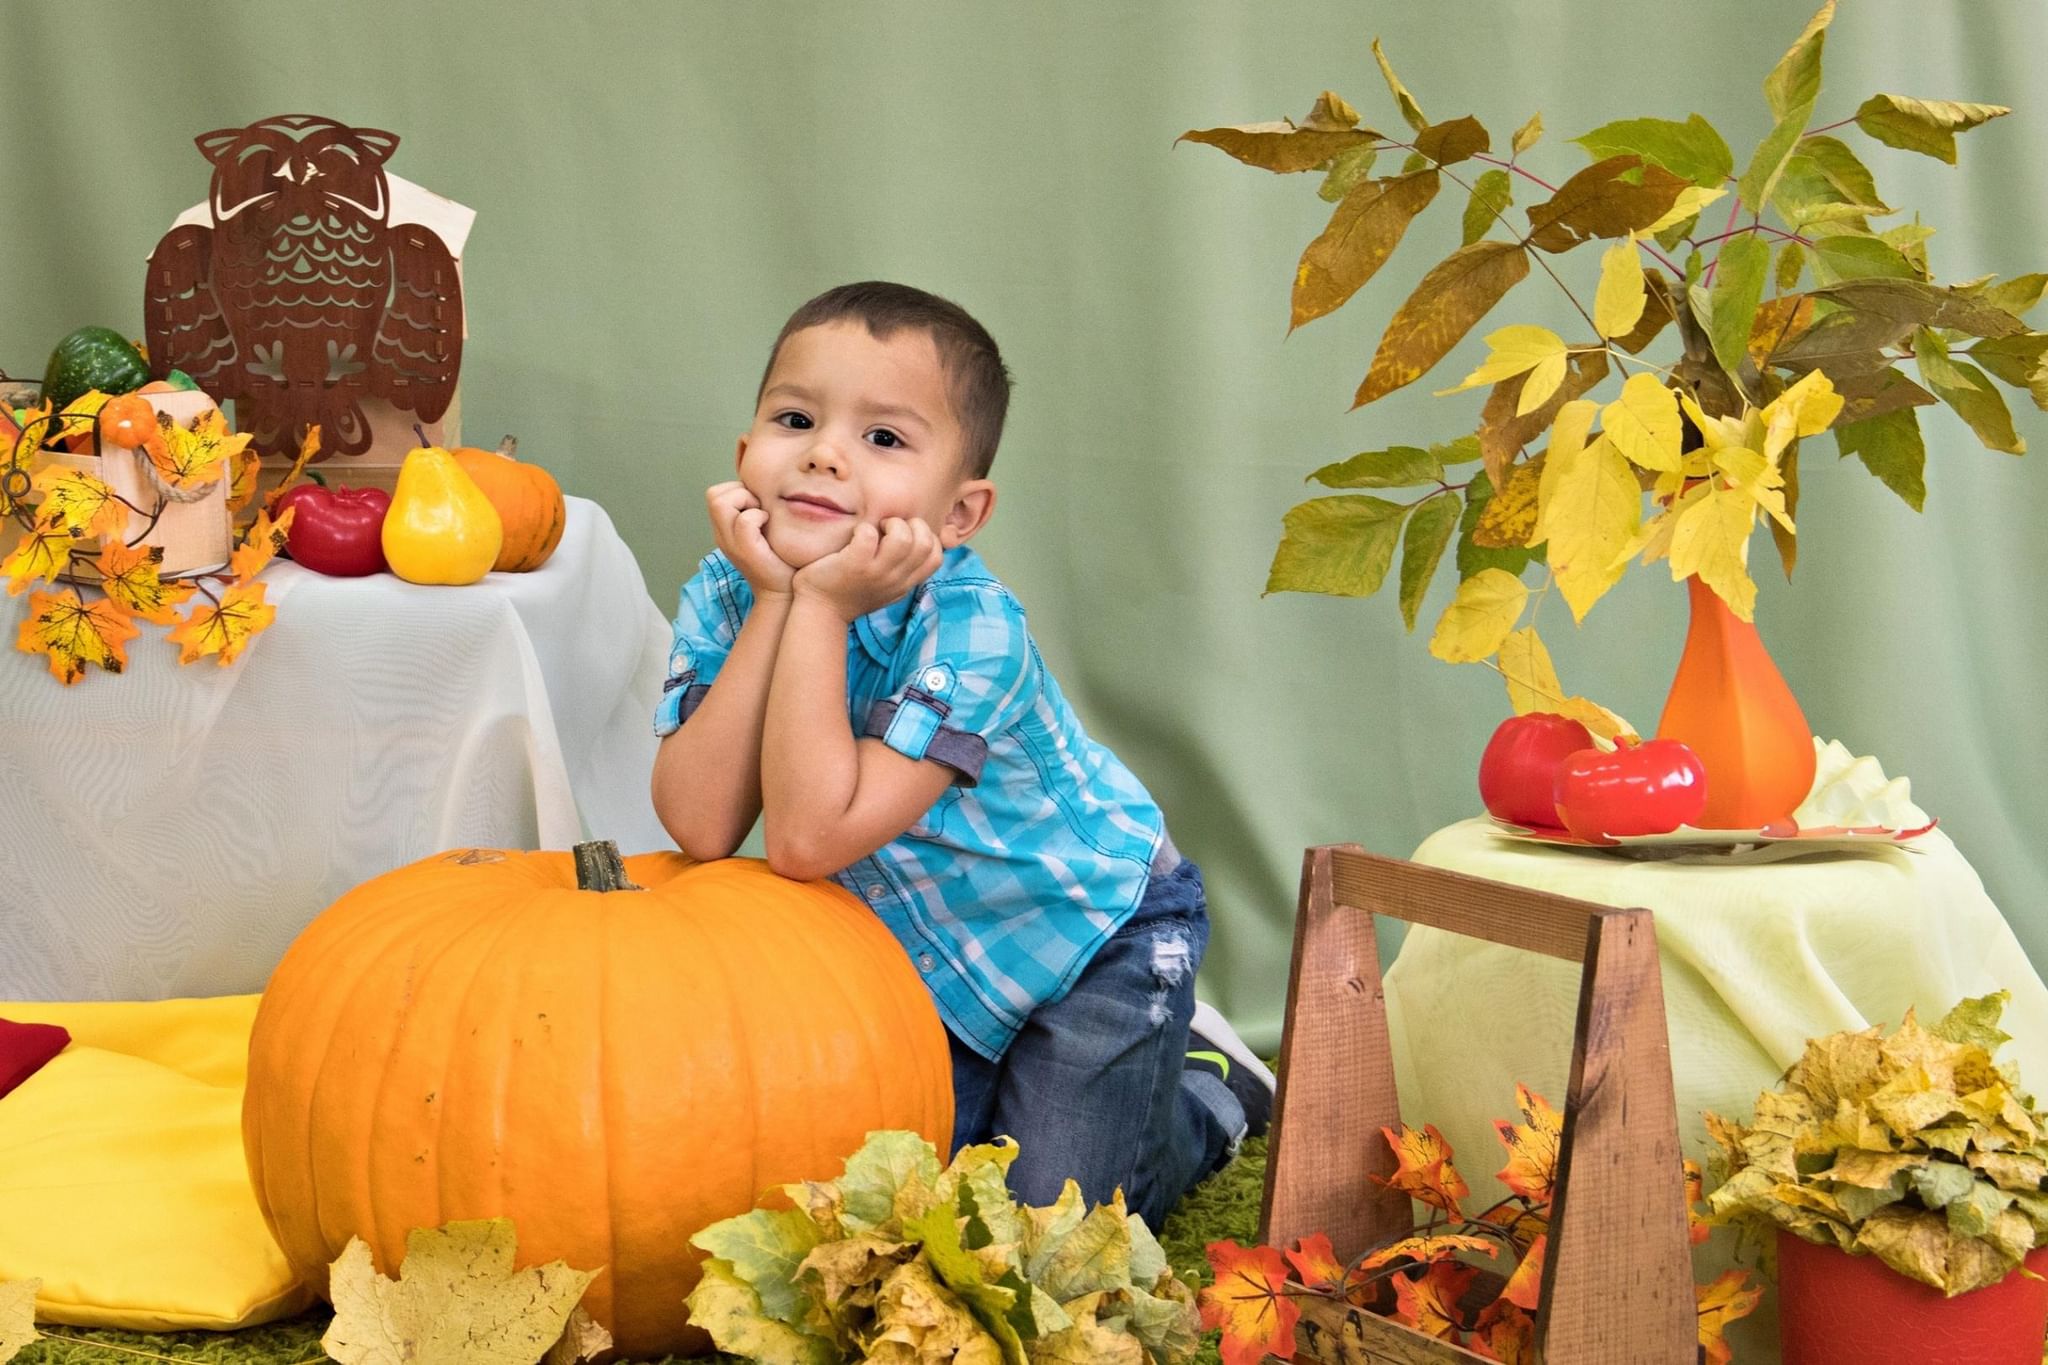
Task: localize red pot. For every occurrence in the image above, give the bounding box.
[1778,1229,2048,1365]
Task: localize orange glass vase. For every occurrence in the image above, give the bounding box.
[1653,574,1816,830]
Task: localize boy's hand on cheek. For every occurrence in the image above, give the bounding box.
[706,481,796,598]
[794,518,942,621]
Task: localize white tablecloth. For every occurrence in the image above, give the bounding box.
[0,496,674,1000]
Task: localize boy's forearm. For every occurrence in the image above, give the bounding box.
[761,595,863,870]
[651,594,791,859]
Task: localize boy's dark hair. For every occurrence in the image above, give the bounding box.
[756,282,1013,477]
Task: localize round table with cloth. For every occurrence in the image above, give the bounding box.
[0,495,675,1001]
[1383,813,2048,1360]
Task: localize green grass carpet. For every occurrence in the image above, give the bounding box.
[15,1136,1267,1365]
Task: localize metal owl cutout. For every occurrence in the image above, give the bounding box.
[143,115,463,459]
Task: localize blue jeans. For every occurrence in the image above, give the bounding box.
[948,857,1244,1230]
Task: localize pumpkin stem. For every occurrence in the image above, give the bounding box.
[412,422,430,448]
[496,435,518,459]
[573,839,644,892]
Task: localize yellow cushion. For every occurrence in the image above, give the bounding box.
[0,995,314,1331]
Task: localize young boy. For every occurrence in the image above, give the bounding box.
[648,281,1273,1226]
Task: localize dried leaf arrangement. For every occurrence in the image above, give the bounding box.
[1705,991,2048,1297]
[684,1128,1203,1363]
[1200,1085,1760,1364]
[1183,1,2040,736]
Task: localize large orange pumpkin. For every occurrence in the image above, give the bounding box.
[242,842,953,1359]
[450,436,567,572]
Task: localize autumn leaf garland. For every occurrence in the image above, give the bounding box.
[1186,0,2039,734]
[1199,1083,1760,1365]
[3,401,316,684]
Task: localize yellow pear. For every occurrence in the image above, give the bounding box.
[382,445,504,585]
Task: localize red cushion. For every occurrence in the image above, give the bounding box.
[0,1017,71,1101]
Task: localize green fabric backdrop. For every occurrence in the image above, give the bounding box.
[5,1,2044,1052]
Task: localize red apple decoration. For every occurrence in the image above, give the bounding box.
[1552,738,1709,843]
[1479,713,1597,829]
[274,483,392,577]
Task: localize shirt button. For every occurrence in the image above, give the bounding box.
[922,668,947,691]
[918,954,936,972]
[865,884,886,901]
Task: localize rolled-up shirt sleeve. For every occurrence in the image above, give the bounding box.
[863,589,1036,785]
[654,552,750,738]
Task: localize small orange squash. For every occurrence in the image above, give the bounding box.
[449,435,566,572]
[242,842,953,1360]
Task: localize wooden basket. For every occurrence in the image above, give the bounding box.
[1261,846,1697,1363]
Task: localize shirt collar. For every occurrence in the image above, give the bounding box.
[852,544,976,666]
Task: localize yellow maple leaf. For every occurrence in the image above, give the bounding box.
[51,390,110,446]
[1498,1232,1546,1311]
[3,525,80,595]
[1535,433,1640,622]
[229,507,295,584]
[0,1278,38,1363]
[29,466,129,541]
[145,407,248,493]
[1695,1269,1763,1365]
[226,446,263,513]
[323,1219,606,1365]
[1668,485,1759,620]
[262,424,324,516]
[1592,236,1647,339]
[15,588,140,685]
[97,540,194,624]
[1435,325,1569,397]
[1713,444,1795,534]
[1357,1232,1499,1271]
[1494,1085,1564,1207]
[1602,372,1682,472]
[166,581,276,666]
[1429,569,1528,663]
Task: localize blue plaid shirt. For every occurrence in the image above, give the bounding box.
[655,546,1168,1060]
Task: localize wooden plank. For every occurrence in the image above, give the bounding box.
[1329,849,1595,962]
[1289,1294,1493,1364]
[1260,846,1410,1262]
[1539,908,1696,1363]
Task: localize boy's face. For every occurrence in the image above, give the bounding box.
[737,321,993,569]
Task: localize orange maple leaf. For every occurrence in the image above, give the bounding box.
[166,581,274,665]
[1499,1232,1546,1311]
[1468,1300,1537,1365]
[1493,1084,1563,1208]
[229,507,295,583]
[3,524,81,595]
[1199,1240,1299,1365]
[30,465,130,541]
[1283,1232,1347,1292]
[1376,1122,1470,1218]
[1683,1158,1712,1246]
[1390,1259,1477,1340]
[97,540,194,624]
[1358,1232,1500,1271]
[16,587,139,684]
[1695,1269,1763,1365]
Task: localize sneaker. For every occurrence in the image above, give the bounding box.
[1186,1000,1277,1139]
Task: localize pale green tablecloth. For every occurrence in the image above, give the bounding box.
[1382,817,2048,1360]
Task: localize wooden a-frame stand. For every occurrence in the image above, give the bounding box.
[1260,845,1696,1363]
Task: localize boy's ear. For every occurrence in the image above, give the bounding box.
[941,479,996,548]
[733,434,749,475]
